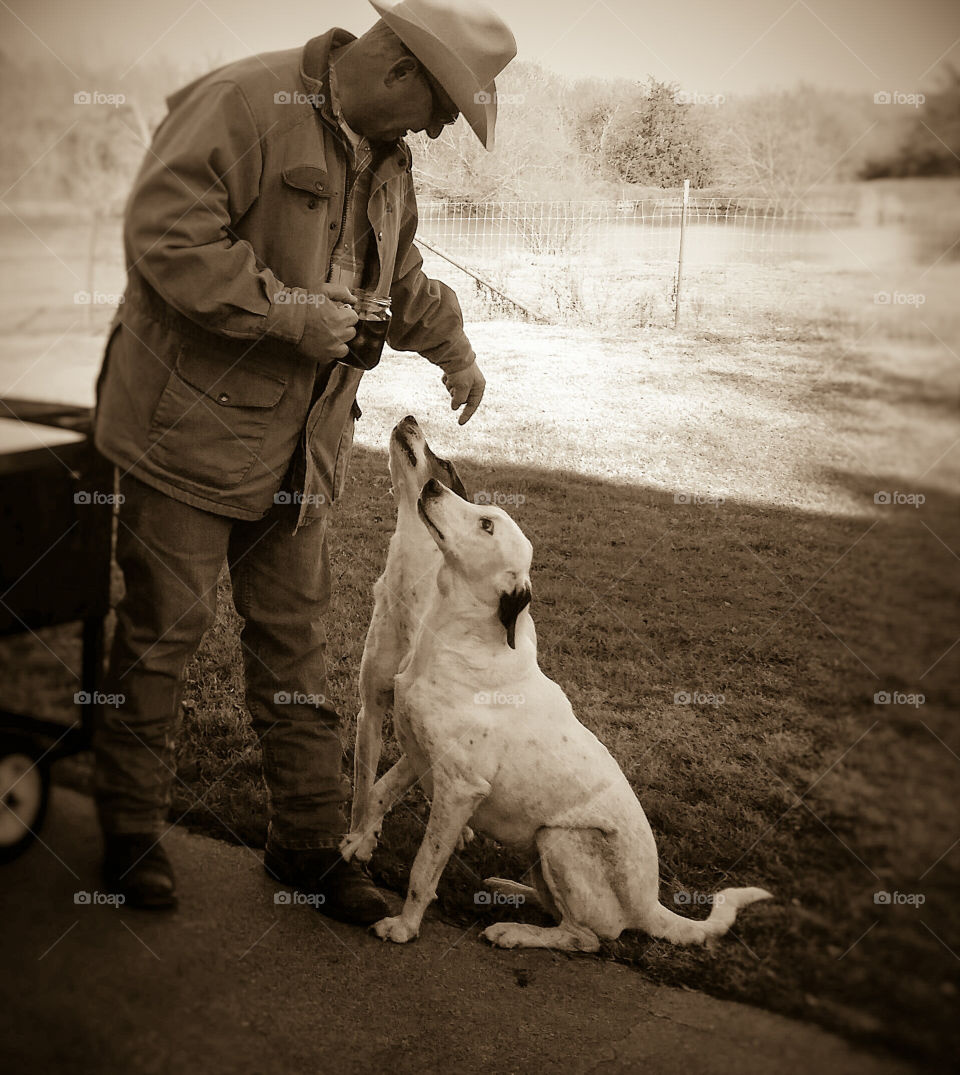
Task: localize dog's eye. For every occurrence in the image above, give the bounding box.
[479,517,494,534]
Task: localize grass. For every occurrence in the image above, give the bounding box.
[1,210,958,1066]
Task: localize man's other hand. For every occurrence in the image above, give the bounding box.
[442,361,485,425]
[299,284,359,361]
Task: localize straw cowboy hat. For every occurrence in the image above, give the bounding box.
[369,0,517,150]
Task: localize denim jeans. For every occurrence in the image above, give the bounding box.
[93,473,350,849]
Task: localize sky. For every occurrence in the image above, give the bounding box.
[1,0,958,96]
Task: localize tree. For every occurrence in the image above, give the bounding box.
[600,79,713,187]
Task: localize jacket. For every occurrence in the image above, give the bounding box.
[94,28,475,524]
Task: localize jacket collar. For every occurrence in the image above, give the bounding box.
[300,30,412,182]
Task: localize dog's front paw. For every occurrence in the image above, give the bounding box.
[372,915,419,944]
[456,825,475,851]
[339,829,378,863]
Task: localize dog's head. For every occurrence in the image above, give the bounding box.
[389,415,467,508]
[417,477,533,649]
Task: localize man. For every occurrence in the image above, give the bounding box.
[92,0,516,922]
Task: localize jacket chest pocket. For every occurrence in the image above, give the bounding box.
[148,347,287,488]
[281,164,335,219]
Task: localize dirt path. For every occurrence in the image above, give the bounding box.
[1,788,916,1075]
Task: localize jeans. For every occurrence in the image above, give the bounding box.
[93,473,351,850]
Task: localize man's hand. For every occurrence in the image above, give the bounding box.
[442,361,485,425]
[298,284,358,362]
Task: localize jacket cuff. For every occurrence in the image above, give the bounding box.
[264,288,308,344]
[423,335,476,374]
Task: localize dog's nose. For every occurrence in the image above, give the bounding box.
[421,477,443,498]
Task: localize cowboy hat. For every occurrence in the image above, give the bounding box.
[368,0,517,150]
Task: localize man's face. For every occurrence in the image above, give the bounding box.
[356,55,460,143]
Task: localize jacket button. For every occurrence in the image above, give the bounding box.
[329,222,337,231]
[314,181,324,191]
[307,197,318,209]
[217,393,229,403]
[377,231,383,241]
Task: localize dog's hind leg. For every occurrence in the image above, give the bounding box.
[482,828,622,952]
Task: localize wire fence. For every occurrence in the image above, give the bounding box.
[412,194,901,327]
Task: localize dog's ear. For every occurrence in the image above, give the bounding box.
[440,458,468,501]
[498,583,532,649]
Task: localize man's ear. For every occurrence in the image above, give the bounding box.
[384,55,419,88]
[498,583,532,649]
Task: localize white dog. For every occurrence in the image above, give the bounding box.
[343,471,771,952]
[348,415,469,847]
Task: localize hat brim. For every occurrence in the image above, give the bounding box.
[370,0,498,149]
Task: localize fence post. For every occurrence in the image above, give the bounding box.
[673,178,689,329]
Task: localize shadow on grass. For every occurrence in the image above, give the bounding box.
[5,446,956,1066]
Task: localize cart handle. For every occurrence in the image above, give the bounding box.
[0,398,93,434]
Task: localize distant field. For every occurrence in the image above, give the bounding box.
[1,203,959,1066]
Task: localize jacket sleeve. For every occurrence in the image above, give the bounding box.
[386,175,476,374]
[123,79,309,345]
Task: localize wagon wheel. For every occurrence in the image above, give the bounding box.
[0,734,50,864]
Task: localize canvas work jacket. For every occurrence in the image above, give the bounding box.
[94,28,475,526]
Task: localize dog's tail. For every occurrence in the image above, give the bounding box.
[645,887,772,946]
